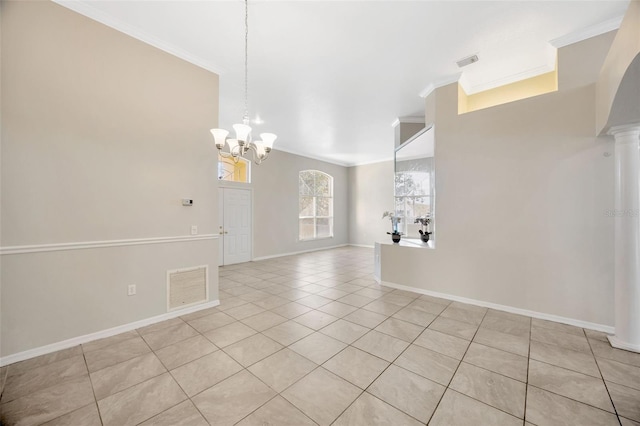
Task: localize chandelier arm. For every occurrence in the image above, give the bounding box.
[218,150,233,159]
[242,143,267,165]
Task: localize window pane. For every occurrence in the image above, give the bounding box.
[299,170,333,241]
[316,218,333,238]
[299,171,314,195]
[394,173,406,197]
[315,173,331,196]
[413,196,431,217]
[299,197,315,217]
[218,154,249,183]
[316,197,332,217]
[395,171,429,197]
[412,172,430,196]
[394,197,406,218]
[299,218,315,240]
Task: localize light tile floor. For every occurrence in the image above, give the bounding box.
[1,246,639,425]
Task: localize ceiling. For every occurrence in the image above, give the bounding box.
[57,0,629,166]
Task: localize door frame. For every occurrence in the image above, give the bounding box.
[218,184,254,266]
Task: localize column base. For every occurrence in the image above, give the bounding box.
[607,335,640,353]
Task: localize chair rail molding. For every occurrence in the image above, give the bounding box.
[0,234,219,255]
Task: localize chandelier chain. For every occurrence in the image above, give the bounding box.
[243,0,249,124]
[210,0,276,166]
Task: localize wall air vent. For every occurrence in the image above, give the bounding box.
[167,265,208,311]
[457,55,479,68]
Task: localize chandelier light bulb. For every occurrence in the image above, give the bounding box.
[260,133,277,151]
[210,129,229,149]
[233,123,252,143]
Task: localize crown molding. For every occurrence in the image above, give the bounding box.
[460,63,555,95]
[608,122,640,136]
[348,157,394,167]
[390,116,425,128]
[272,147,352,167]
[418,73,462,99]
[550,15,624,48]
[53,0,226,75]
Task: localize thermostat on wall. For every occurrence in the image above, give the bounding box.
[182,199,193,206]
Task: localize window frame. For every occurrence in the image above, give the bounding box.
[217,154,251,184]
[298,170,334,241]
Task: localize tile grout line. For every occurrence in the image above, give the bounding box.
[82,347,105,426]
[423,307,491,424]
[252,286,426,424]
[523,316,532,425]
[325,337,418,423]
[584,330,624,426]
[328,299,450,426]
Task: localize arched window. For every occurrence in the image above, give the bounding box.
[299,170,333,240]
[218,154,250,183]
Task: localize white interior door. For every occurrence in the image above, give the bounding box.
[219,188,252,265]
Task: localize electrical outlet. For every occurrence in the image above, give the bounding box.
[191,225,198,235]
[128,284,136,296]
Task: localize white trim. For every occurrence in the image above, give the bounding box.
[273,146,351,167]
[349,244,375,249]
[52,1,226,75]
[419,73,462,99]
[607,335,640,354]
[550,15,624,48]
[252,244,349,262]
[380,280,615,334]
[391,116,425,128]
[348,157,394,167]
[275,144,391,168]
[0,300,220,367]
[460,63,555,95]
[0,234,219,256]
[166,265,210,312]
[608,122,640,136]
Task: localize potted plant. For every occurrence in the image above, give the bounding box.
[414,216,432,243]
[382,211,402,243]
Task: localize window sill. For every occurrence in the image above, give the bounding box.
[299,236,334,242]
[377,238,435,249]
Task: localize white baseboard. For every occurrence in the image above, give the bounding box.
[608,335,640,353]
[380,280,615,334]
[252,244,349,262]
[0,300,220,367]
[349,244,375,249]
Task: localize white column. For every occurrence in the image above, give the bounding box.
[608,124,640,353]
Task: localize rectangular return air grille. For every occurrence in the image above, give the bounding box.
[167,266,208,311]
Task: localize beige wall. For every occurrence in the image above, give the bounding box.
[379,34,616,325]
[382,82,614,326]
[1,1,219,356]
[251,150,349,259]
[348,161,394,246]
[395,122,425,149]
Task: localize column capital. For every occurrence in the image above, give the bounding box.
[608,123,640,137]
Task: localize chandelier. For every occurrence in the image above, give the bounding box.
[210,0,276,165]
